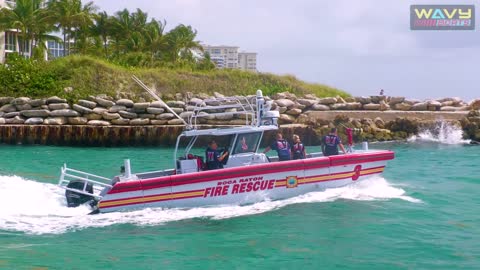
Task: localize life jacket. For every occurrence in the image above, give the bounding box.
[292,142,305,159]
[276,139,291,159]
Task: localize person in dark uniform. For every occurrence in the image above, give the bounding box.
[263,132,291,161]
[205,140,229,170]
[291,134,306,160]
[321,128,346,156]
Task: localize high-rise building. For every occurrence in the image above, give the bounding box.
[202,44,258,71]
[238,52,257,72]
[202,45,239,69]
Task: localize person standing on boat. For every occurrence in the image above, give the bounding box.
[205,140,229,170]
[263,132,291,161]
[291,134,306,160]
[321,128,346,156]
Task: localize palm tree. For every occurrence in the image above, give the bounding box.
[0,0,56,58]
[90,11,111,56]
[165,24,202,63]
[47,0,97,55]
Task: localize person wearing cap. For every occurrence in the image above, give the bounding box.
[321,128,346,156]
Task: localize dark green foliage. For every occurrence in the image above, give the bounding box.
[0,53,62,98]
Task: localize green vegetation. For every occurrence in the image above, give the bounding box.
[0,55,348,101]
[0,1,349,100]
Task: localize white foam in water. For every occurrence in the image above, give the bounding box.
[0,175,420,235]
[408,121,470,145]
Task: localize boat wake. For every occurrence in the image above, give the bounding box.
[408,122,470,145]
[0,174,420,235]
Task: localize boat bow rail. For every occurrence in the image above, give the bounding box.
[58,164,112,199]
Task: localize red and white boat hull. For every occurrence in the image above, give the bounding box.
[97,150,394,213]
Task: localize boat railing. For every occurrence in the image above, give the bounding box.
[58,164,112,199]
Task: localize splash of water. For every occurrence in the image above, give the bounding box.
[408,122,470,145]
[0,175,420,235]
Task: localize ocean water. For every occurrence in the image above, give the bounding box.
[0,126,479,270]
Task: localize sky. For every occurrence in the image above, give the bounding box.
[92,0,479,101]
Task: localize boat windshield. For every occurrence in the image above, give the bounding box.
[232,132,262,154]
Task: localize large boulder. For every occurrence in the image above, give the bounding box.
[167,119,185,125]
[12,97,30,105]
[0,118,5,125]
[16,104,32,111]
[108,105,127,113]
[150,101,166,108]
[112,118,130,125]
[50,109,80,117]
[68,117,88,125]
[286,108,302,116]
[6,116,25,124]
[363,103,381,110]
[116,99,134,108]
[21,109,50,118]
[157,113,175,120]
[119,111,138,119]
[311,104,330,111]
[166,101,186,108]
[87,120,111,126]
[30,99,46,107]
[345,102,362,110]
[72,104,93,114]
[297,98,318,107]
[84,113,102,120]
[4,112,20,118]
[411,102,428,111]
[278,114,296,124]
[389,97,405,106]
[275,99,295,108]
[355,96,371,104]
[393,103,412,111]
[48,103,70,110]
[427,101,442,111]
[133,102,150,112]
[46,96,67,104]
[470,99,480,110]
[102,112,120,120]
[0,97,14,106]
[78,99,97,109]
[330,103,348,110]
[0,104,16,113]
[146,107,165,114]
[44,117,66,125]
[95,97,115,108]
[318,97,337,105]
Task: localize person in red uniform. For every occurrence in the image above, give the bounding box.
[321,128,346,156]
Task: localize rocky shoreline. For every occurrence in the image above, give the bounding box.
[1,93,479,146]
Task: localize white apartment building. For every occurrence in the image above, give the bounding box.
[238,52,257,71]
[203,45,239,69]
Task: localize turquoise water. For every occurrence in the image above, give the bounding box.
[0,133,479,269]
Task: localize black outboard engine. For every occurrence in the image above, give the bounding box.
[65,180,94,207]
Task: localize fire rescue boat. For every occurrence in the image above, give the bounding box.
[58,77,395,214]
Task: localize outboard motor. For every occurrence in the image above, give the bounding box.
[65,180,95,207]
